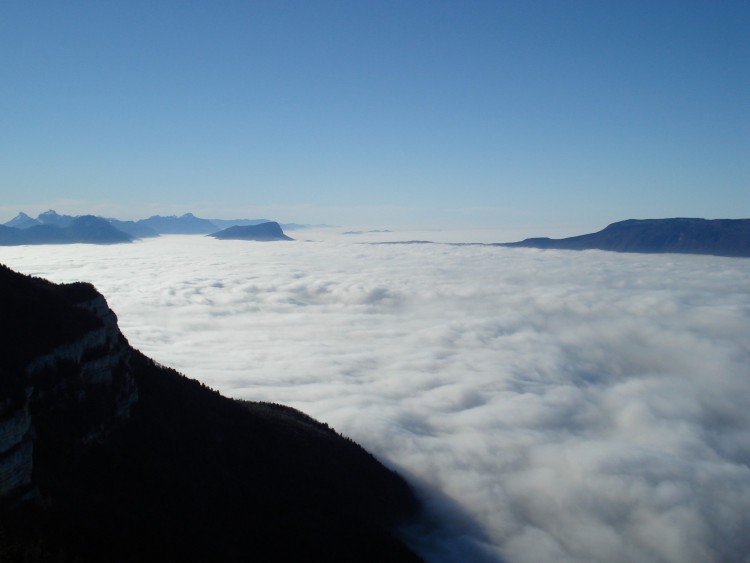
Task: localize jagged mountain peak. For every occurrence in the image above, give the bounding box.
[36,210,75,228]
[4,212,40,229]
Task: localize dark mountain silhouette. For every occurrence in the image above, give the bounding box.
[0,216,133,246]
[499,218,750,257]
[0,263,422,562]
[209,221,294,241]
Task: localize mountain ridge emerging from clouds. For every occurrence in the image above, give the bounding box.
[497,218,750,257]
[0,215,133,245]
[209,222,294,241]
[366,218,750,258]
[0,263,423,562]
[1,211,300,245]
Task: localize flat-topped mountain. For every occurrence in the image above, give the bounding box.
[209,221,294,241]
[499,218,750,257]
[209,217,273,230]
[0,263,422,562]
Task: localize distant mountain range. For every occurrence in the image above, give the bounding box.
[0,211,301,245]
[0,215,133,245]
[5,214,748,256]
[0,263,423,561]
[498,218,750,258]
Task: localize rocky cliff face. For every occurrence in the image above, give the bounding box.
[0,407,32,497]
[0,288,137,502]
[0,264,422,562]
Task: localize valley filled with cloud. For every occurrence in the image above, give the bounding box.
[2,232,749,562]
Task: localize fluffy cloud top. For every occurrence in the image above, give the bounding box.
[2,233,749,562]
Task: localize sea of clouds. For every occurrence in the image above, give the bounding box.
[2,230,749,563]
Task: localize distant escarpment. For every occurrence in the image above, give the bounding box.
[0,264,421,562]
[209,221,294,241]
[499,218,750,257]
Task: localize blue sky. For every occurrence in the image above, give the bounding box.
[1,1,748,229]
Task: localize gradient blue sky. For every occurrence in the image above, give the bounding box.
[1,1,748,229]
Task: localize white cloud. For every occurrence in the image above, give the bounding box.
[2,235,749,562]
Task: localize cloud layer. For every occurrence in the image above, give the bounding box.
[2,234,749,562]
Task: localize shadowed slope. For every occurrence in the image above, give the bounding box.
[0,263,422,562]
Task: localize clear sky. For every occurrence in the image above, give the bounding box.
[1,0,748,229]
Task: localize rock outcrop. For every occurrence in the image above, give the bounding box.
[0,267,138,504]
[0,264,422,562]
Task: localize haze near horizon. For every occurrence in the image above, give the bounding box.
[1,1,748,228]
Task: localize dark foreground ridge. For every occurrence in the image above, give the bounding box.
[209,221,294,241]
[0,263,422,562]
[498,218,750,258]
